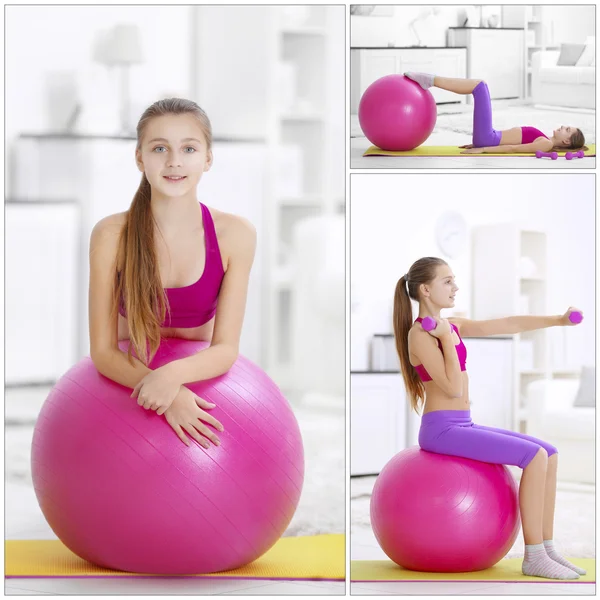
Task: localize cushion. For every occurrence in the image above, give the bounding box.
[557,43,586,66]
[540,66,595,85]
[573,366,595,407]
[576,43,595,67]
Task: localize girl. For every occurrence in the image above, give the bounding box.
[393,256,586,580]
[404,72,587,155]
[89,98,256,448]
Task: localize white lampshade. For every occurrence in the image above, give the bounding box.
[92,24,144,66]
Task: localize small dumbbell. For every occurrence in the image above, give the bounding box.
[569,311,583,324]
[421,316,437,331]
[535,150,558,160]
[565,150,585,160]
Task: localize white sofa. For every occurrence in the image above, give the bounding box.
[525,378,594,485]
[531,49,595,110]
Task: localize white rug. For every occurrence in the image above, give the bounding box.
[351,475,595,558]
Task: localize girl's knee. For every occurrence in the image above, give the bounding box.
[524,446,548,469]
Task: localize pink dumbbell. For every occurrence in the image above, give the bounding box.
[565,150,585,160]
[535,150,558,160]
[421,316,437,331]
[569,311,583,324]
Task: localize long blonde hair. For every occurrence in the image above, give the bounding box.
[110,98,213,366]
[393,257,448,415]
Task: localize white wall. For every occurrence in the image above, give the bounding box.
[351,4,595,47]
[5,5,192,145]
[351,5,489,47]
[351,174,595,371]
[543,5,596,45]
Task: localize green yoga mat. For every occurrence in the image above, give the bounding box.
[363,144,596,158]
[351,558,595,583]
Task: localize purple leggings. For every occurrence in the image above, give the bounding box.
[418,410,558,469]
[472,81,502,147]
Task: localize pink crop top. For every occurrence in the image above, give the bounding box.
[521,126,549,145]
[413,317,467,382]
[118,202,225,328]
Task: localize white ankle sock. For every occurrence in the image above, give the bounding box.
[404,72,434,90]
[522,543,579,580]
[544,539,587,576]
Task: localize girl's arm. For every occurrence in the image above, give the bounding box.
[411,326,463,398]
[450,307,582,337]
[163,216,257,384]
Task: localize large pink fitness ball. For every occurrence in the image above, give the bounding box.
[358,74,437,151]
[31,338,304,575]
[371,447,519,572]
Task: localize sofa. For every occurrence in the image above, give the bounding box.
[531,41,595,109]
[525,378,594,485]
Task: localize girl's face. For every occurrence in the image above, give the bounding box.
[136,113,212,197]
[421,265,459,309]
[553,125,575,146]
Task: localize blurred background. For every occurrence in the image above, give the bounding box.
[350,4,596,168]
[5,4,345,576]
[350,173,594,564]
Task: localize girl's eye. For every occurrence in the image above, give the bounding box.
[153,146,196,153]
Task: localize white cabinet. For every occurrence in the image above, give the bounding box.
[447,28,525,101]
[6,202,79,384]
[350,47,468,113]
[351,372,406,476]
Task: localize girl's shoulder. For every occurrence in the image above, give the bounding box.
[208,206,256,243]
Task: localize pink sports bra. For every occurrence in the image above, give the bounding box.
[118,202,225,328]
[412,317,467,382]
[521,126,549,145]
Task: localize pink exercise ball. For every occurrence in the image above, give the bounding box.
[358,74,437,151]
[371,447,519,572]
[31,338,304,575]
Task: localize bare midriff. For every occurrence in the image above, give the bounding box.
[499,127,523,145]
[421,372,471,414]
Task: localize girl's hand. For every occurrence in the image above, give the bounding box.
[164,386,224,447]
[131,368,181,415]
[562,306,584,326]
[461,147,484,154]
[422,318,452,339]
[458,144,474,149]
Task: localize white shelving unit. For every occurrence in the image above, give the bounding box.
[266,6,345,389]
[501,5,560,100]
[192,6,344,390]
[472,223,577,434]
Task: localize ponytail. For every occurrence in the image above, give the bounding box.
[393,257,448,414]
[393,275,425,415]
